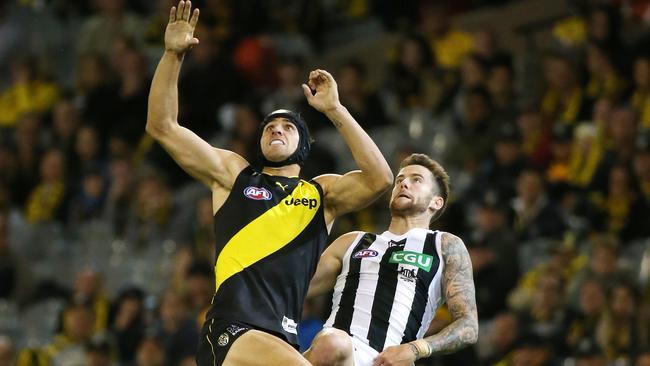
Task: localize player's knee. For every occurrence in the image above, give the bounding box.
[308,329,353,366]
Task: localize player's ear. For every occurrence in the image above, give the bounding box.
[429,196,443,211]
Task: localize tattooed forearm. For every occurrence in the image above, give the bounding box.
[424,233,478,355]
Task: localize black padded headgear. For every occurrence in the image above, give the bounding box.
[256,109,311,168]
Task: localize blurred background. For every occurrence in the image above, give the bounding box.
[1,0,650,365]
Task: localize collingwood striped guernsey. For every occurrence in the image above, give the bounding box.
[324,228,445,352]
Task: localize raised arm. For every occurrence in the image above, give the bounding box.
[373,233,478,366]
[146,0,247,189]
[306,231,360,299]
[305,70,393,222]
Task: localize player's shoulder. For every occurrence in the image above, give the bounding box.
[333,230,365,245]
[325,231,365,257]
[438,231,467,254]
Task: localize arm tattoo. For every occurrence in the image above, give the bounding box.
[423,233,478,355]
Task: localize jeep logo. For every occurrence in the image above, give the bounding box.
[284,197,318,209]
[389,251,433,272]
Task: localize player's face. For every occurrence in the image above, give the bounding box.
[260,118,300,163]
[389,165,442,217]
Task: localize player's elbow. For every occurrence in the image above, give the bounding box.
[378,170,394,191]
[368,169,393,194]
[462,318,479,346]
[145,118,172,139]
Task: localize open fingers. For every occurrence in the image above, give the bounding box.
[176,0,184,21]
[169,6,176,22]
[183,0,192,21]
[189,8,200,27]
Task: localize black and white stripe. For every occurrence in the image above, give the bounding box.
[325,228,445,353]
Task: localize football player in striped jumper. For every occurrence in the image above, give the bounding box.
[305,154,478,366]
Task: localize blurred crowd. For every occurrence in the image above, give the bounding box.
[2,0,650,365]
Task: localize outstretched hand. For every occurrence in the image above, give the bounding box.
[302,69,342,114]
[165,0,200,54]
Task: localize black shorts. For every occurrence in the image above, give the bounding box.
[196,319,253,366]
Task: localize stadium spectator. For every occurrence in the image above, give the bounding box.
[135,337,167,366]
[154,289,198,366]
[76,0,144,56]
[110,287,145,365]
[24,149,68,224]
[541,53,588,125]
[512,168,566,241]
[0,55,59,128]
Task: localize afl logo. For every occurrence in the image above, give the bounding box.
[353,249,379,259]
[244,186,272,200]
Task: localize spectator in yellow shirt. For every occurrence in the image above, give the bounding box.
[0,56,59,127]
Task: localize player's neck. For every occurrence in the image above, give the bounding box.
[261,164,301,178]
[387,214,430,235]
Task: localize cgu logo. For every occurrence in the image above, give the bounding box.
[389,251,434,272]
[244,186,272,200]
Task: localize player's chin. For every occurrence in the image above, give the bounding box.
[389,201,412,213]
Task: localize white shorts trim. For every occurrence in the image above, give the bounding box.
[350,335,379,366]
